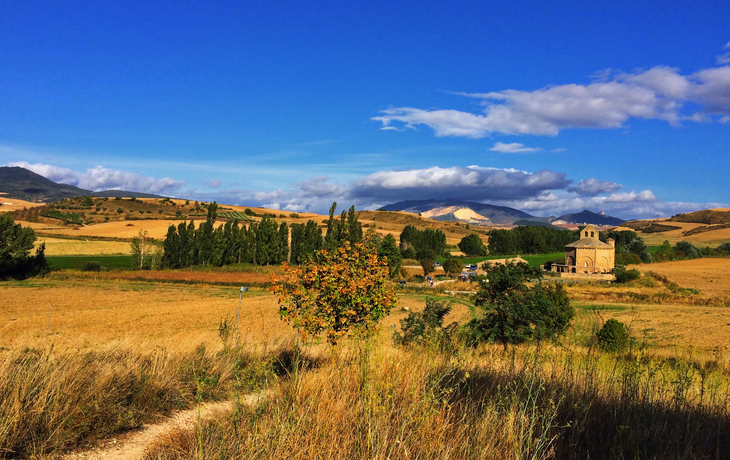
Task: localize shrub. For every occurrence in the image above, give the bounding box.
[612,266,641,283]
[717,241,730,254]
[616,253,642,265]
[674,241,701,259]
[116,208,124,214]
[81,261,103,272]
[596,319,630,352]
[394,298,452,346]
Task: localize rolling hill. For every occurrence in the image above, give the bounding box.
[0,166,166,202]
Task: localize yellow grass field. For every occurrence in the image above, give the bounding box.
[630,257,730,297]
[33,219,207,239]
[0,196,45,213]
[33,236,132,255]
[616,220,730,247]
[0,279,471,350]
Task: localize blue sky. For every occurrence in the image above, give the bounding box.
[1,0,729,219]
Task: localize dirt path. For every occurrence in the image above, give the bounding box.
[61,393,265,460]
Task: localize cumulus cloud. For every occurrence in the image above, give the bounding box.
[347,166,571,202]
[373,63,730,137]
[185,164,728,220]
[10,161,185,195]
[489,142,542,153]
[568,178,623,196]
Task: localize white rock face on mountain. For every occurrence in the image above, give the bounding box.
[421,206,493,225]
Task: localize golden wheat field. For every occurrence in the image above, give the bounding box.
[0,196,45,213]
[0,278,471,350]
[631,258,730,297]
[33,236,132,255]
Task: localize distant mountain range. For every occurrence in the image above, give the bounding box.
[553,210,626,226]
[381,199,626,227]
[380,199,532,225]
[0,166,166,202]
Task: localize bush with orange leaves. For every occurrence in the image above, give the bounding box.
[271,236,397,345]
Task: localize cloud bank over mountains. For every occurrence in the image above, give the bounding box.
[9,161,185,195]
[10,161,719,220]
[373,64,730,137]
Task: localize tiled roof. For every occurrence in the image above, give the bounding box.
[565,237,613,248]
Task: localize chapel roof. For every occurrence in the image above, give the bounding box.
[566,237,613,249]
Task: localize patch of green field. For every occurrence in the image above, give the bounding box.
[47,255,132,270]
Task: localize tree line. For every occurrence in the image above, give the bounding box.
[160,202,403,276]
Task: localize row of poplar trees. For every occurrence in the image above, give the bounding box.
[161,201,396,270]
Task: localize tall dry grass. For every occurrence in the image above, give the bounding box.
[0,336,290,459]
[144,340,730,460]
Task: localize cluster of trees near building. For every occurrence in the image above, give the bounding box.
[161,202,403,277]
[487,225,653,263]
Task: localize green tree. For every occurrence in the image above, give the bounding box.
[272,236,396,345]
[457,233,488,256]
[468,262,574,348]
[442,255,464,276]
[0,214,49,280]
[377,233,403,278]
[420,258,435,277]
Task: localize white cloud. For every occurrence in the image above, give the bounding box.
[9,162,185,195]
[550,148,567,152]
[568,178,622,196]
[489,142,542,153]
[347,166,571,202]
[373,64,730,137]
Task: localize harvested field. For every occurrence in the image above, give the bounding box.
[0,278,470,350]
[0,281,282,348]
[52,269,277,285]
[630,258,730,297]
[0,196,45,213]
[34,236,131,255]
[573,302,730,350]
[34,219,208,240]
[618,220,730,247]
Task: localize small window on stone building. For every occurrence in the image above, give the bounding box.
[591,231,594,237]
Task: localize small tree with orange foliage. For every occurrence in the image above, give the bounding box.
[271,235,396,346]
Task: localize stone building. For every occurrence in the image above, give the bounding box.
[552,224,615,279]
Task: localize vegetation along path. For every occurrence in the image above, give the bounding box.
[60,392,267,460]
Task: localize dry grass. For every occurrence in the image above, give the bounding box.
[35,220,209,240]
[630,258,730,297]
[0,197,45,213]
[618,220,730,247]
[0,281,284,349]
[3,272,730,459]
[572,302,730,350]
[144,342,730,460]
[33,237,131,255]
